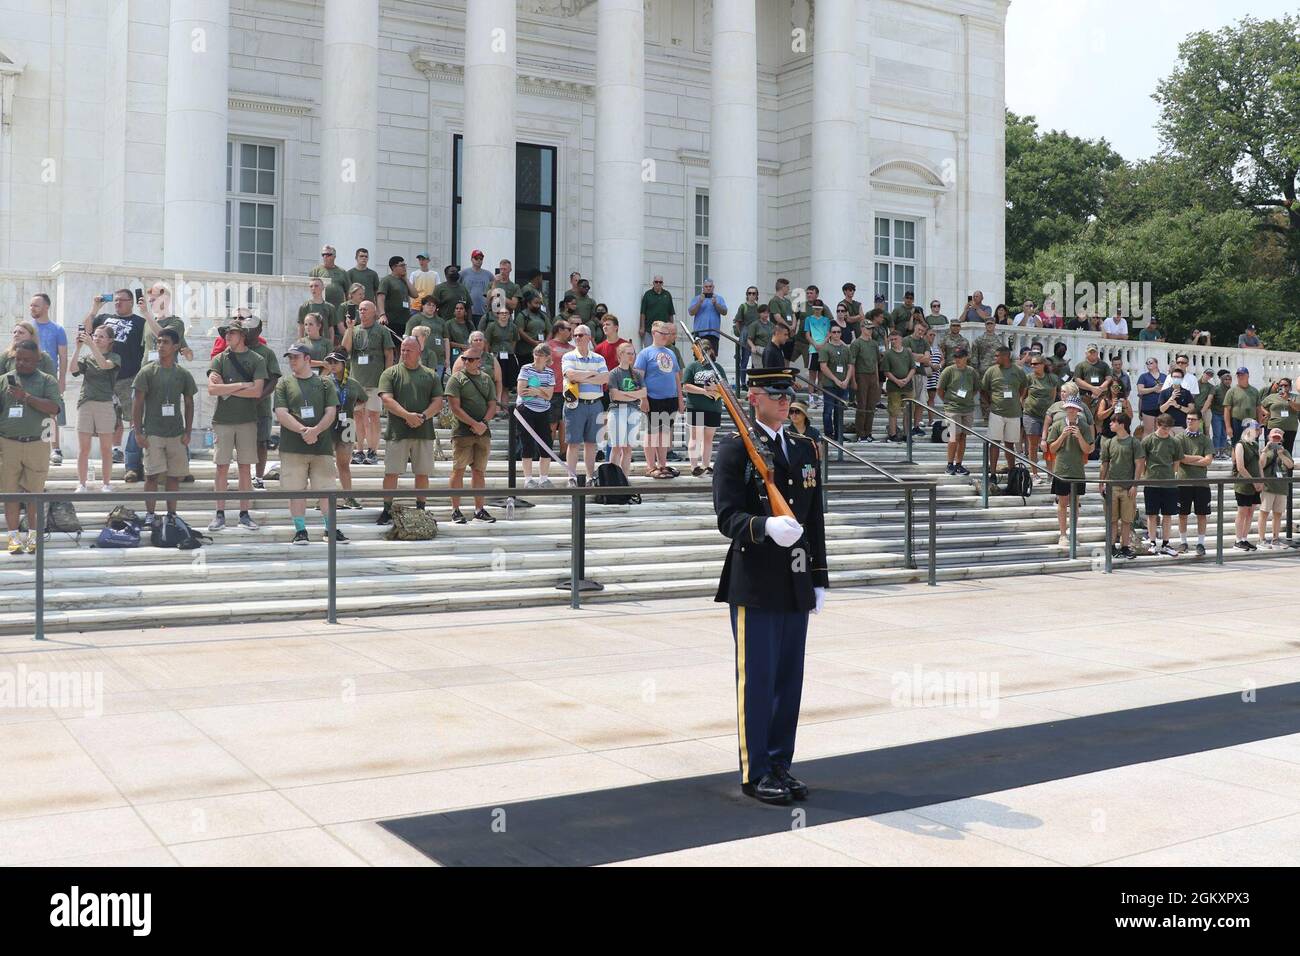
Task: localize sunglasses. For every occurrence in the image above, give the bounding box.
[574,332,589,338]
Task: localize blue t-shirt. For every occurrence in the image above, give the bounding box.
[805,315,831,355]
[1137,372,1161,414]
[35,319,67,370]
[689,293,727,335]
[635,346,680,400]
[463,267,493,316]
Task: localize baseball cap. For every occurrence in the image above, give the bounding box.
[1242,418,1261,430]
[471,249,484,259]
[1064,397,1086,411]
[324,350,348,365]
[954,347,969,358]
[283,344,312,358]
[949,316,961,325]
[1237,366,1250,375]
[874,294,887,303]
[416,252,430,260]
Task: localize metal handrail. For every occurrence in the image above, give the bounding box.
[902,397,1083,558]
[4,476,940,640]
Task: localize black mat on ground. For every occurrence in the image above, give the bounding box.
[379,680,1300,866]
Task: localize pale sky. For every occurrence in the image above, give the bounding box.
[1005,0,1300,161]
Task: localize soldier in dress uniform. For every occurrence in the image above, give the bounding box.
[712,365,828,805]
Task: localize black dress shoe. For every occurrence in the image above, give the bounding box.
[772,765,809,800]
[740,773,792,805]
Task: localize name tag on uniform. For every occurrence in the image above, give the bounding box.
[338,412,349,425]
[358,355,370,365]
[400,300,408,308]
[300,405,315,420]
[147,350,159,363]
[836,365,845,374]
[7,406,23,418]
[878,345,885,353]
[1091,376,1100,384]
[1282,410,1291,418]
[499,351,508,360]
[161,403,176,417]
[1061,373,1071,382]
[434,337,444,346]
[957,389,968,398]
[1002,390,1013,399]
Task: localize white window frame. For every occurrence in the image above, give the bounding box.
[873,215,922,312]
[226,137,281,275]
[692,189,710,298]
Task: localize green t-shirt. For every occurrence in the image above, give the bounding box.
[408,315,447,369]
[572,294,597,328]
[1208,381,1226,414]
[347,323,393,389]
[274,374,339,456]
[445,368,496,436]
[486,321,519,358]
[881,348,914,393]
[847,336,879,376]
[1141,432,1182,481]
[433,283,473,323]
[377,275,412,329]
[1024,372,1060,419]
[297,335,331,365]
[682,360,726,413]
[902,335,929,363]
[1234,440,1263,496]
[347,267,380,303]
[1178,430,1213,480]
[1223,385,1261,422]
[142,317,189,362]
[1047,418,1093,479]
[378,362,444,441]
[1101,434,1143,482]
[247,343,281,419]
[1074,360,1109,391]
[1260,393,1297,432]
[819,342,851,384]
[77,352,121,405]
[982,364,1027,418]
[310,265,349,306]
[296,300,338,336]
[937,364,978,411]
[889,305,913,333]
[640,288,675,327]
[132,362,197,438]
[445,318,474,360]
[767,295,792,324]
[1260,442,1292,494]
[208,349,268,425]
[746,319,773,352]
[0,369,61,440]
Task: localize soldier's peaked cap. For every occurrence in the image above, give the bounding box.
[748,366,797,397]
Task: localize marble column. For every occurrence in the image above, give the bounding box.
[810,0,859,294]
[320,0,379,265]
[162,0,230,271]
[461,0,516,265]
[593,0,645,344]
[710,0,758,335]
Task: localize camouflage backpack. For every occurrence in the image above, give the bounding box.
[385,503,439,541]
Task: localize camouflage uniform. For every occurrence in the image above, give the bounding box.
[939,331,972,369]
[972,332,1002,377]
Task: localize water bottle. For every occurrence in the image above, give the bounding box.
[506,496,515,520]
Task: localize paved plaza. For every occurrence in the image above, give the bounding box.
[3,562,1300,866]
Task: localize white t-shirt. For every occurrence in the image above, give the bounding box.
[1161,372,1199,397]
[1012,312,1041,327]
[1102,317,1129,337]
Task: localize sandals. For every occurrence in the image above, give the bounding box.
[691,466,706,477]
[650,467,674,479]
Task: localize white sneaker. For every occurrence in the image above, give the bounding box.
[523,477,539,489]
[76,483,88,494]
[1057,534,1070,547]
[539,477,553,488]
[100,484,112,494]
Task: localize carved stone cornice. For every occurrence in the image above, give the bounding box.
[408,47,593,101]
[228,90,314,117]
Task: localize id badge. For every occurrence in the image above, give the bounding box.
[300,405,315,420]
[499,351,508,360]
[956,389,968,399]
[7,406,22,418]
[338,412,349,425]
[358,355,370,365]
[1283,410,1291,419]
[435,337,444,346]
[1091,376,1100,384]
[1002,390,1013,399]
[160,403,176,417]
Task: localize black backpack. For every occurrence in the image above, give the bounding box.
[592,463,641,505]
[45,500,83,544]
[1004,463,1033,501]
[930,421,948,443]
[150,514,210,550]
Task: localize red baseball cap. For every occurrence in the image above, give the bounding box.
[471,249,484,259]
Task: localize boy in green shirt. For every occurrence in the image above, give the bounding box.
[1140,413,1183,555]
[274,344,345,545]
[1176,409,1215,555]
[936,348,978,474]
[1099,410,1144,558]
[881,330,915,443]
[1044,398,1093,546]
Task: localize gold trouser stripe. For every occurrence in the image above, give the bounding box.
[736,606,750,784]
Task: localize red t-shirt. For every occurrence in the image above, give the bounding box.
[547,338,574,384]
[210,334,267,357]
[594,337,626,370]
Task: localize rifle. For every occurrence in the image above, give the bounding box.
[677,320,795,520]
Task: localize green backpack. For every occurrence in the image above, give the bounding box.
[385,504,439,541]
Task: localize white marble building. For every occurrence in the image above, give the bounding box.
[0,0,1008,341]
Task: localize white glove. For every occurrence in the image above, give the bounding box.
[765,515,804,548]
[813,587,826,615]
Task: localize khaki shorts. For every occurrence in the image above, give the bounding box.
[142,434,190,479]
[988,412,1022,443]
[452,433,491,472]
[281,451,339,491]
[887,390,905,417]
[386,438,436,476]
[77,400,116,435]
[1111,488,1137,524]
[364,391,383,413]
[213,421,258,465]
[0,438,50,493]
[1261,490,1287,514]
